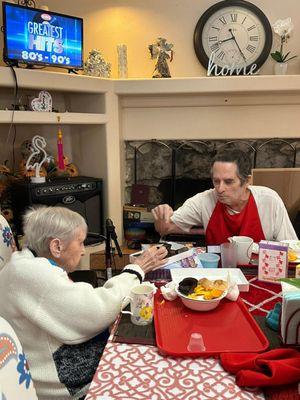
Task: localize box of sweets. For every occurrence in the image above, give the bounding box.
[258,240,289,283]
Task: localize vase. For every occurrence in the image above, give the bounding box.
[274,62,288,75]
[117,44,128,79]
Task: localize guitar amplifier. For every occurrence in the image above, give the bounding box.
[10,176,104,245]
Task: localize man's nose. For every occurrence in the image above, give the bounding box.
[217,181,225,192]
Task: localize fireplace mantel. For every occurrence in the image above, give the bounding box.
[114,75,300,141]
[115,74,300,97]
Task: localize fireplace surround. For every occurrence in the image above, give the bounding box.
[125,138,299,210]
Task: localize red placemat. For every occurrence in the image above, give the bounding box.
[154,291,269,357]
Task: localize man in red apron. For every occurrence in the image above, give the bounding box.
[152,149,297,245]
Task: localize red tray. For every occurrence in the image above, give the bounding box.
[154,291,269,357]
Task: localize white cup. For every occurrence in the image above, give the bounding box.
[121,284,156,326]
[228,236,253,265]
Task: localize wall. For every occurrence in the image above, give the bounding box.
[0,0,300,77]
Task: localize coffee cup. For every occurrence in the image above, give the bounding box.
[228,236,253,265]
[121,284,156,326]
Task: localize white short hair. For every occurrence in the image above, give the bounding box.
[23,206,87,256]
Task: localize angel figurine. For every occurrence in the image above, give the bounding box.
[148,37,174,78]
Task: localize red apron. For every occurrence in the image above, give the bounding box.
[205,193,265,245]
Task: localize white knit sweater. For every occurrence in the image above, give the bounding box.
[0,248,145,399]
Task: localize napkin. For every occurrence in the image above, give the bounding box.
[220,348,300,387]
[160,281,177,301]
[226,271,239,301]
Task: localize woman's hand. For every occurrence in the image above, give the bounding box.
[134,245,168,274]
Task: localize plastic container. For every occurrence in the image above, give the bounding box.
[198,252,220,268]
[221,242,237,268]
[187,333,206,352]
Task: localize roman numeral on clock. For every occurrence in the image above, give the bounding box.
[246,44,256,53]
[209,36,218,42]
[230,13,238,22]
[217,51,225,60]
[250,35,259,41]
[210,43,219,52]
[247,25,256,31]
[219,16,227,24]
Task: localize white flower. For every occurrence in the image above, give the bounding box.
[270,17,297,63]
[272,18,294,38]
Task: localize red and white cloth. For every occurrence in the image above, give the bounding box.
[86,341,265,400]
[240,276,282,316]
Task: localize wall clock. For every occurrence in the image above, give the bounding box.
[194,0,272,74]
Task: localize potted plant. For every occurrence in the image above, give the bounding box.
[271,18,297,75]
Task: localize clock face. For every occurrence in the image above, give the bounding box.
[194,0,272,73]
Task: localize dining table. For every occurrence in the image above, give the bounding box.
[86,264,299,400]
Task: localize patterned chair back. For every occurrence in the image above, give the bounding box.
[0,316,38,399]
[0,214,16,271]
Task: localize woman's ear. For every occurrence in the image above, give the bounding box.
[49,238,62,258]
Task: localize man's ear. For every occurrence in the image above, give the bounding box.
[49,238,62,258]
[247,174,253,185]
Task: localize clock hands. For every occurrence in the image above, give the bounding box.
[228,28,246,62]
[218,37,234,45]
[217,31,246,62]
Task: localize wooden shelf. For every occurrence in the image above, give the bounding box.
[0,66,111,93]
[0,110,107,124]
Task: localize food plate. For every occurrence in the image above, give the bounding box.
[170,268,249,292]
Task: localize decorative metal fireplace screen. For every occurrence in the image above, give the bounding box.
[125,138,299,210]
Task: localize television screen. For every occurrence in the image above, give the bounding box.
[2,2,83,69]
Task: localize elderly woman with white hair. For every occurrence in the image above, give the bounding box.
[0,206,167,400]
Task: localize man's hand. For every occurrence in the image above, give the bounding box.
[151,204,174,236]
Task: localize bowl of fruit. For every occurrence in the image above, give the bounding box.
[176,277,228,311]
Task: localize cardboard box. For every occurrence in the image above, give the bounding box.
[258,240,288,283]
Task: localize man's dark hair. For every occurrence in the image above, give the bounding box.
[212,149,252,185]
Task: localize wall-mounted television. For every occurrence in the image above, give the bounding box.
[2,2,83,70]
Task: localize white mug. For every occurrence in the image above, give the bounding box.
[228,236,253,265]
[121,284,156,326]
